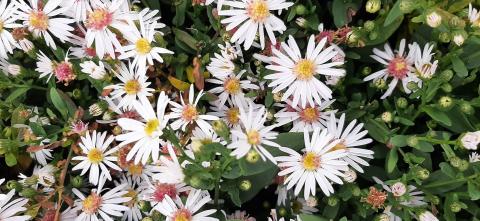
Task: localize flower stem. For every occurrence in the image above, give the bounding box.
[54,146,73,221]
[424,174,477,189]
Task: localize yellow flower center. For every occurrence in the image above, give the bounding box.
[226,107,240,125]
[29,10,49,31]
[144,119,160,136]
[173,208,192,221]
[294,59,316,80]
[247,130,261,145]
[302,152,320,171]
[82,193,102,214]
[86,8,113,30]
[224,77,241,94]
[124,80,141,95]
[182,105,198,122]
[87,148,104,164]
[299,107,319,123]
[128,164,144,176]
[247,0,270,22]
[0,21,4,32]
[329,141,347,152]
[123,189,138,208]
[135,38,152,55]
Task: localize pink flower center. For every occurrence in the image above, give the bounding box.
[54,62,75,82]
[173,208,192,221]
[29,10,49,31]
[299,107,319,123]
[387,57,409,79]
[152,183,177,202]
[86,8,113,30]
[82,193,102,214]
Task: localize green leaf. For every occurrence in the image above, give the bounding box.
[49,88,68,120]
[29,122,46,138]
[386,147,398,173]
[332,0,347,28]
[172,0,188,26]
[6,87,30,103]
[413,141,434,152]
[468,181,480,200]
[384,0,403,27]
[142,0,161,10]
[5,152,17,167]
[364,119,390,143]
[299,214,329,221]
[451,56,468,77]
[173,28,197,51]
[390,135,408,147]
[422,106,452,126]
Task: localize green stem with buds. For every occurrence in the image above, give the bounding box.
[423,174,478,189]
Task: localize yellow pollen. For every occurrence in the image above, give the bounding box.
[224,77,241,94]
[173,208,192,221]
[182,105,198,122]
[226,107,240,125]
[247,0,270,22]
[128,164,144,176]
[329,142,347,152]
[300,107,319,123]
[247,130,261,145]
[29,11,49,31]
[82,193,102,214]
[87,148,104,164]
[144,119,160,136]
[294,59,316,80]
[302,152,320,171]
[135,38,152,55]
[123,189,138,208]
[0,21,4,32]
[124,80,141,95]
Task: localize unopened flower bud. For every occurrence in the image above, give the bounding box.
[352,185,361,196]
[239,180,252,191]
[364,20,376,31]
[327,196,338,206]
[429,195,440,205]
[460,132,480,150]
[375,213,390,221]
[416,168,430,180]
[139,200,151,213]
[426,11,442,28]
[366,0,381,13]
[295,17,308,28]
[6,180,22,192]
[112,126,122,135]
[439,32,451,43]
[362,66,372,75]
[406,81,419,91]
[71,175,83,188]
[89,103,104,117]
[278,207,288,216]
[440,69,454,82]
[458,160,469,171]
[407,136,419,147]
[391,182,407,197]
[438,96,453,109]
[450,156,462,168]
[343,168,357,183]
[295,4,307,15]
[418,211,438,221]
[188,175,203,188]
[246,149,260,163]
[273,92,284,102]
[453,33,465,46]
[460,102,474,115]
[381,111,393,123]
[399,0,416,13]
[141,217,153,221]
[396,97,408,108]
[374,78,387,89]
[369,32,378,41]
[441,83,452,93]
[212,120,230,140]
[450,202,462,213]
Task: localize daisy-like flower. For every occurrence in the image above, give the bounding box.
[206,43,239,78]
[151,143,186,185]
[276,128,349,199]
[363,39,421,99]
[470,152,480,163]
[116,92,170,165]
[275,99,336,132]
[0,189,30,220]
[0,1,21,59]
[265,35,346,108]
[412,42,438,80]
[154,189,218,221]
[114,176,144,221]
[0,59,21,76]
[61,0,91,22]
[325,113,374,173]
[469,4,480,27]
[372,177,427,207]
[141,178,190,212]
[36,50,76,84]
[30,147,53,166]
[72,176,131,221]
[18,164,56,188]
[227,102,281,164]
[80,60,107,80]
[169,84,219,133]
[218,0,294,50]
[189,127,225,153]
[208,99,258,129]
[207,70,259,107]
[72,130,122,185]
[118,16,173,74]
[84,0,132,58]
[104,63,154,110]
[16,0,75,49]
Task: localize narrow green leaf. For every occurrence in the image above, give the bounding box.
[451,56,468,77]
[422,106,452,126]
[49,88,68,120]
[384,0,403,27]
[386,147,398,173]
[364,119,390,143]
[173,28,198,51]
[6,87,30,103]
[5,152,17,167]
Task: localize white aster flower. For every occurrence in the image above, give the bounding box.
[364,39,421,99]
[218,0,294,50]
[169,84,219,133]
[206,47,236,78]
[274,99,336,132]
[470,152,480,163]
[105,63,154,110]
[18,164,56,189]
[0,59,21,76]
[326,113,374,173]
[84,0,133,58]
[30,148,53,166]
[16,0,75,49]
[418,211,439,221]
[118,16,173,74]
[276,128,349,198]
[151,143,186,185]
[461,131,480,150]
[276,185,289,206]
[36,50,76,84]
[154,189,218,221]
[208,99,248,129]
[140,178,189,211]
[207,70,259,107]
[80,60,107,80]
[189,127,225,153]
[0,189,30,221]
[0,1,21,58]
[72,130,122,185]
[265,35,346,108]
[72,176,131,221]
[116,92,170,165]
[227,102,281,164]
[469,4,480,27]
[372,177,427,207]
[114,176,144,221]
[61,0,91,22]
[412,42,438,80]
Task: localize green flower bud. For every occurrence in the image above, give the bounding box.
[222,32,231,42]
[450,202,462,213]
[6,180,22,192]
[374,78,387,89]
[352,185,361,196]
[278,207,288,216]
[188,175,203,189]
[452,30,468,46]
[439,32,451,43]
[399,0,416,13]
[141,218,153,221]
[246,149,260,163]
[364,20,375,31]
[438,96,453,109]
[20,187,37,198]
[112,126,123,135]
[347,31,361,45]
[407,136,419,147]
[295,4,307,15]
[327,196,339,206]
[254,60,262,67]
[449,16,463,28]
[381,111,393,123]
[427,120,437,129]
[460,102,474,115]
[239,180,252,191]
[406,81,419,91]
[450,156,461,168]
[429,195,440,205]
[369,32,378,40]
[396,97,408,108]
[440,70,454,82]
[362,66,372,75]
[139,200,152,213]
[416,168,430,180]
[72,89,82,99]
[366,0,381,13]
[458,160,469,172]
[441,83,452,93]
[212,120,230,140]
[266,109,275,121]
[71,175,83,188]
[426,11,442,28]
